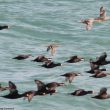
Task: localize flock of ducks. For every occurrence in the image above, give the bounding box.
[0,6,110,103]
[0,44,110,102]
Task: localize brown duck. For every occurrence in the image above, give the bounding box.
[60,72,80,83]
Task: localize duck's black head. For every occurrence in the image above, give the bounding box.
[99,87,107,95]
[0,25,9,30]
[3,25,9,29]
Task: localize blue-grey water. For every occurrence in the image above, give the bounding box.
[0,0,110,110]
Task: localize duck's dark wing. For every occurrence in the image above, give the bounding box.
[8,81,17,94]
[99,7,106,18]
[96,52,107,63]
[1,81,19,99]
[34,80,46,91]
[47,46,51,52]
[99,52,107,60]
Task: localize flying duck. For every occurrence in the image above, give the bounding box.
[47,44,59,56]
[13,54,32,60]
[66,55,84,63]
[60,72,80,83]
[70,89,93,96]
[0,25,9,30]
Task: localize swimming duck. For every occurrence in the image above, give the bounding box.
[32,55,51,62]
[92,87,110,99]
[13,54,32,60]
[60,72,80,83]
[0,25,9,30]
[66,55,84,63]
[70,89,93,96]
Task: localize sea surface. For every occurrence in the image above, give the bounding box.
[0,0,110,110]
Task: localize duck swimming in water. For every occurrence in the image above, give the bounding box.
[60,72,80,83]
[13,54,32,60]
[92,87,110,99]
[66,55,84,63]
[70,89,93,96]
[32,55,51,62]
[0,25,9,30]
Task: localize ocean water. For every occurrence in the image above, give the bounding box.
[0,0,110,110]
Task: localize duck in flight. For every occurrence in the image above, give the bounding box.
[0,25,9,30]
[1,81,25,99]
[92,52,110,66]
[81,6,110,30]
[66,55,84,63]
[23,80,64,102]
[99,6,110,20]
[86,59,106,73]
[23,80,57,102]
[13,54,32,60]
[60,72,80,83]
[1,81,56,102]
[70,89,94,96]
[47,44,59,56]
